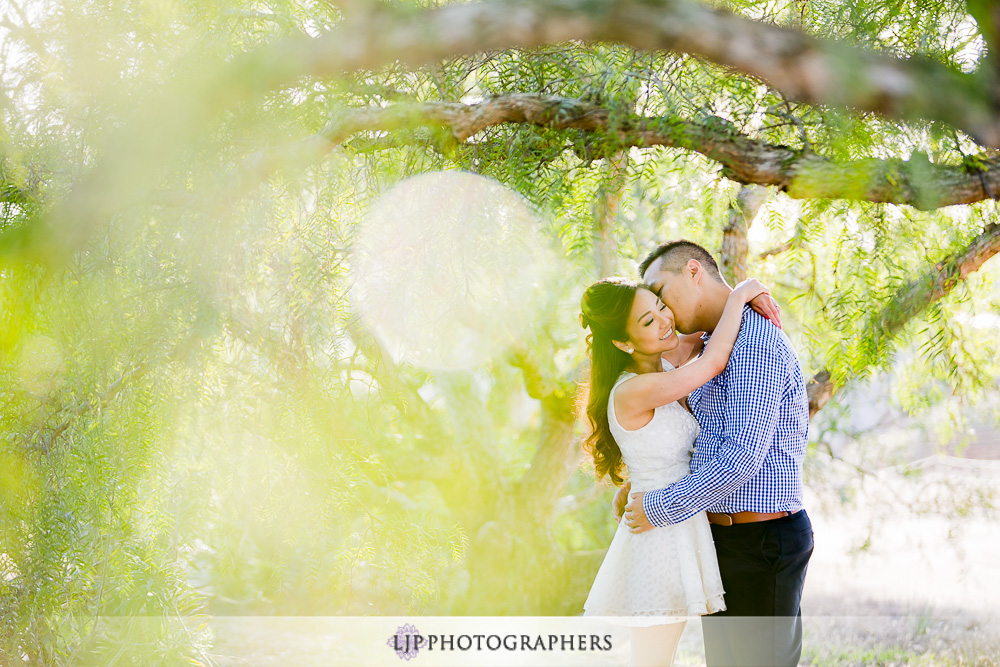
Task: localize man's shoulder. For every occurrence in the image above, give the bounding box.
[736,308,783,345]
[733,309,799,362]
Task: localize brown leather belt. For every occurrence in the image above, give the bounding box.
[707,510,791,526]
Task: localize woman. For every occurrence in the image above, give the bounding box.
[579,276,775,667]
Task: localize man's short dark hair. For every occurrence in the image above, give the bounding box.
[638,240,724,282]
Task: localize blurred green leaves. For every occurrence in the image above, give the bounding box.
[0,1,998,664]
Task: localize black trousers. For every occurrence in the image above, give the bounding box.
[702,509,814,667]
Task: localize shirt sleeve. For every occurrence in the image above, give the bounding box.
[642,337,785,526]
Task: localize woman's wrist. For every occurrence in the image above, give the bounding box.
[729,289,753,307]
[733,279,768,305]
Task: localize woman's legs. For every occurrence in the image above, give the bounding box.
[629,621,687,667]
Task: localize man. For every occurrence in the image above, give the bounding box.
[612,240,814,667]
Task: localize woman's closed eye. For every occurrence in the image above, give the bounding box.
[644,303,668,326]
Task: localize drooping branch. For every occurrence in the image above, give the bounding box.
[1,182,34,206]
[873,221,1000,340]
[24,321,210,454]
[32,363,149,454]
[807,221,1000,415]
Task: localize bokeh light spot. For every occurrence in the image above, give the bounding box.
[351,171,552,369]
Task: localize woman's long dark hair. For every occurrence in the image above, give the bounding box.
[579,277,639,486]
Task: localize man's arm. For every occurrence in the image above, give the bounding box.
[637,338,786,527]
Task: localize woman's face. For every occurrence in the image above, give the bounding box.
[622,288,680,354]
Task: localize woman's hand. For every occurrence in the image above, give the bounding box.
[733,279,781,327]
[750,293,782,328]
[612,480,631,523]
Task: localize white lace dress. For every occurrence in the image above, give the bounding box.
[583,366,726,625]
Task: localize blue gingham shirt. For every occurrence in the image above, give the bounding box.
[642,306,809,526]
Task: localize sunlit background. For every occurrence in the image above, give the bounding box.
[0,0,998,665]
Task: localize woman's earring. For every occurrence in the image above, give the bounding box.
[626,348,634,354]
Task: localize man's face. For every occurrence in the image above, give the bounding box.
[642,257,699,334]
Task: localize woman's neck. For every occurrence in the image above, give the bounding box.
[628,353,662,375]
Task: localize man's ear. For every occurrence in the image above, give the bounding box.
[687,259,703,285]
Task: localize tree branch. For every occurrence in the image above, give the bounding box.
[807,369,834,419]
[38,363,149,452]
[18,0,1000,262]
[509,346,586,513]
[26,324,209,455]
[339,317,438,428]
[509,346,578,411]
[244,94,1000,211]
[274,0,1000,147]
[1,181,35,207]
[760,239,794,259]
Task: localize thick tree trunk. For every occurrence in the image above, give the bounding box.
[516,408,581,515]
[719,185,769,284]
[511,349,584,516]
[593,150,629,278]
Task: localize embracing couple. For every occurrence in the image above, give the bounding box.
[579,240,814,667]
